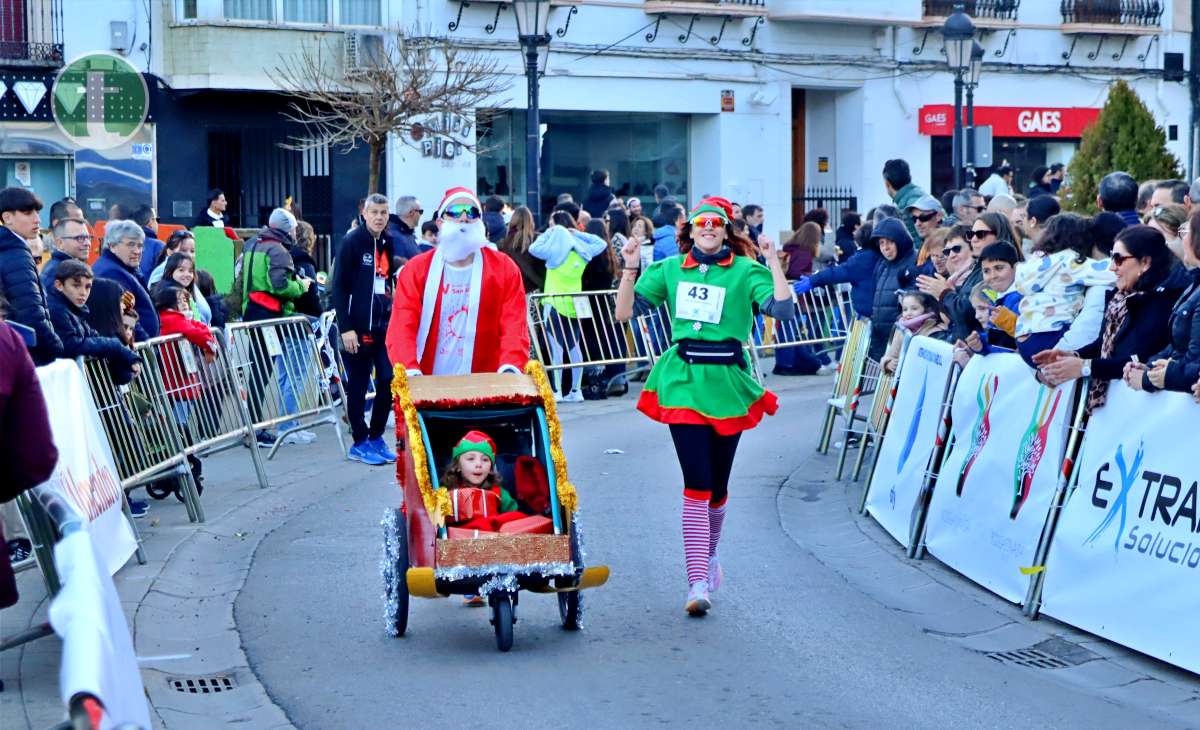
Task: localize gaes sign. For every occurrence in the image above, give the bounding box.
[918,105,1100,138]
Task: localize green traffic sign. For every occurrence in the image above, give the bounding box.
[52,52,149,150]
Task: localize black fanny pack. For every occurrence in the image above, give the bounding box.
[676,338,746,367]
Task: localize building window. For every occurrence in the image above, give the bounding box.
[478,110,689,219]
[180,0,198,18]
[224,0,273,21]
[340,0,381,26]
[286,0,328,23]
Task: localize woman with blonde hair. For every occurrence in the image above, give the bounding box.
[499,205,544,292]
[1144,203,1188,262]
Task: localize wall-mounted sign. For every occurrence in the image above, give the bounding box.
[411,113,474,161]
[14,161,31,186]
[721,90,734,112]
[817,157,829,173]
[52,52,149,150]
[918,105,1100,139]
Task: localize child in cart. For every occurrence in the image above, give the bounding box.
[442,430,553,605]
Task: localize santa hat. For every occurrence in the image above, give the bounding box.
[437,186,482,218]
[452,430,497,462]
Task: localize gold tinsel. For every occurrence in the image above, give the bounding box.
[391,365,452,528]
[524,360,579,515]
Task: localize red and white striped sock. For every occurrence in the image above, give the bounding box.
[708,498,727,558]
[682,493,711,586]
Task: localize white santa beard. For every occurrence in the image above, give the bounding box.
[438,220,486,262]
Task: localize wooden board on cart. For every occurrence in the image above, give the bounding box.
[408,373,541,407]
[437,534,570,568]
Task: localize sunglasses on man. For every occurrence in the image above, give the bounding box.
[964,204,986,213]
[912,211,939,223]
[443,204,481,221]
[942,244,964,256]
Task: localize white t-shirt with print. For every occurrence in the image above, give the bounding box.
[432,262,474,375]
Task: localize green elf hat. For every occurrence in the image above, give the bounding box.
[452,430,497,462]
[688,196,733,224]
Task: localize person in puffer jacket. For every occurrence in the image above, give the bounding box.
[155,286,217,402]
[46,260,140,384]
[793,221,881,319]
[866,216,919,361]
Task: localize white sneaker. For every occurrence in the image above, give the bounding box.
[282,430,317,445]
[561,390,584,403]
[817,364,837,375]
[708,555,723,593]
[685,581,711,616]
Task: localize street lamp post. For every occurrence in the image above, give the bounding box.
[965,40,985,188]
[941,5,975,190]
[511,0,552,225]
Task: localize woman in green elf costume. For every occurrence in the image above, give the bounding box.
[615,196,794,616]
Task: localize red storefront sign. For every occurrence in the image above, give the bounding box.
[918,105,1101,138]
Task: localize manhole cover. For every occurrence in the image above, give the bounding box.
[167,675,237,694]
[986,637,1099,670]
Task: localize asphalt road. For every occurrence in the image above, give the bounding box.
[235,380,1191,729]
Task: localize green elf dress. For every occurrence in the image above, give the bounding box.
[634,247,785,435]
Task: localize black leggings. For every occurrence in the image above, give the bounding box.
[668,424,742,505]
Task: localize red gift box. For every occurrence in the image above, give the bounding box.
[497,515,554,535]
[446,526,500,540]
[450,487,500,522]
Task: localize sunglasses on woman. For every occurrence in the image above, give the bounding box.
[689,215,726,230]
[942,244,964,256]
[966,229,995,240]
[1110,251,1135,265]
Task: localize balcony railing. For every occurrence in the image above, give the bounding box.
[1060,0,1162,26]
[923,1,1020,20]
[0,0,63,65]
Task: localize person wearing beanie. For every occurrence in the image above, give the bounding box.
[386,186,530,376]
[332,193,397,465]
[614,196,795,616]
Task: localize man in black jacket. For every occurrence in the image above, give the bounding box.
[0,187,62,365]
[384,195,422,262]
[482,195,506,244]
[40,217,91,291]
[332,193,396,466]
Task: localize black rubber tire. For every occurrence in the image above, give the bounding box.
[383,508,410,637]
[492,594,514,652]
[557,586,580,631]
[146,482,173,500]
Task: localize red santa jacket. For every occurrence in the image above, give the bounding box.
[386,247,530,374]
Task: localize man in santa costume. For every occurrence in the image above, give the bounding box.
[387,187,530,375]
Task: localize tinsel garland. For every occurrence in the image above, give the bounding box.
[523,360,579,515]
[391,365,452,527]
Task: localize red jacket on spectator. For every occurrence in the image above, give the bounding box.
[157,309,217,400]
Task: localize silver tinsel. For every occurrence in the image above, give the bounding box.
[571,510,587,629]
[476,573,519,597]
[433,561,575,582]
[380,508,404,637]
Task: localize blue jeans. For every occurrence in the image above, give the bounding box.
[276,326,315,432]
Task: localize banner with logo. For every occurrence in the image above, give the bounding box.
[924,354,1074,604]
[35,360,137,576]
[864,336,954,548]
[1040,385,1200,674]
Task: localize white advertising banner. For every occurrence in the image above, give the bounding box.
[49,531,152,730]
[924,353,1074,604]
[1040,384,1200,674]
[864,336,954,547]
[35,360,137,576]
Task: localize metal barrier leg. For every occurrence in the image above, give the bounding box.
[851,432,871,482]
[817,405,836,454]
[120,491,148,565]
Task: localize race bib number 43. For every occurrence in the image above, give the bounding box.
[675,282,726,324]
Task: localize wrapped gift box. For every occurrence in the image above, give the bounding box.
[450,487,501,523]
[447,526,501,540]
[497,515,554,535]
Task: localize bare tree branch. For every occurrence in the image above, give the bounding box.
[273,31,512,192]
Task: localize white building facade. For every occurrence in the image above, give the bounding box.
[383,0,1195,230]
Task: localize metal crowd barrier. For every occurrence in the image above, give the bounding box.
[1,485,83,652]
[225,316,348,461]
[817,318,872,455]
[752,285,853,360]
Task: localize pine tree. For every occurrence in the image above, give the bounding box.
[1064,80,1181,213]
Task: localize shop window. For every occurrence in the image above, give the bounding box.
[478,110,689,220]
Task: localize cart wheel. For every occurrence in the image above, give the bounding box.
[146,482,173,500]
[382,507,410,637]
[557,585,580,631]
[491,594,514,652]
[173,479,203,502]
